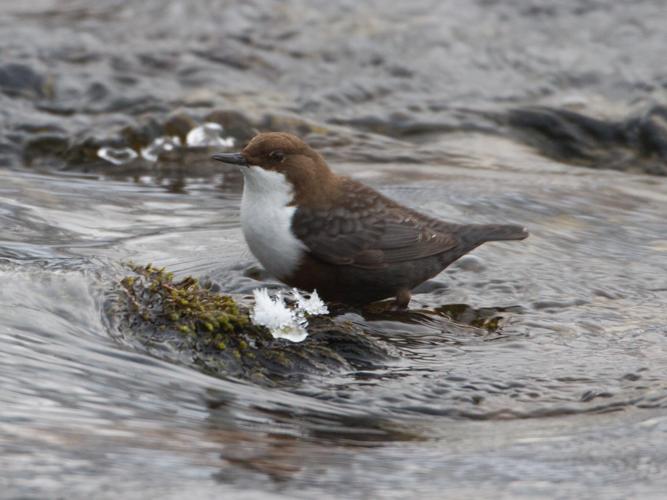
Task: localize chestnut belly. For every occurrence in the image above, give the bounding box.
[282,253,448,304]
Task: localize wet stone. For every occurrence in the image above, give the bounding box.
[260,113,330,137]
[506,106,667,175]
[107,264,393,385]
[432,303,523,332]
[204,109,256,143]
[121,116,164,151]
[164,111,197,145]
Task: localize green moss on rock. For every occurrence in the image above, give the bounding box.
[120,264,262,348]
[111,264,392,384]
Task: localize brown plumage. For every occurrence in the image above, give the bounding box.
[212,132,528,307]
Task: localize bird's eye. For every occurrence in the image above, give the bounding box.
[268,150,285,162]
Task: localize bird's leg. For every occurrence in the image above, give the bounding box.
[394,289,411,310]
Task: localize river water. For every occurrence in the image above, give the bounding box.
[1,1,667,498]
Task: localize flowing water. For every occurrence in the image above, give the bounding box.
[2,1,667,498]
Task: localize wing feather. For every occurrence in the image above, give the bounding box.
[291,179,457,269]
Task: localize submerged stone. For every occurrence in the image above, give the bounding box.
[63,135,107,166]
[23,133,70,165]
[0,63,53,98]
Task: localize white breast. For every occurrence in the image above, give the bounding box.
[240,166,306,279]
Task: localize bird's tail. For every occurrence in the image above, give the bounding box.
[459,224,529,249]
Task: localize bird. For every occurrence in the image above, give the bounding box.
[212,132,528,308]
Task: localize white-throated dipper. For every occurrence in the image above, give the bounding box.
[212,132,528,307]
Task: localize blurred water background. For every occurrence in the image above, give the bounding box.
[1,1,667,498]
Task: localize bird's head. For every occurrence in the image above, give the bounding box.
[212,132,335,203]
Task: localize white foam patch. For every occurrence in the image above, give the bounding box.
[141,136,180,162]
[250,288,329,343]
[97,146,138,165]
[186,122,235,148]
[292,289,329,316]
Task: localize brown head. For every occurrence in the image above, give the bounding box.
[212,132,337,205]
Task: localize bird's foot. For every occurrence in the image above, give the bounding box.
[393,289,411,310]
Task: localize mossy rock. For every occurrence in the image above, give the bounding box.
[109,264,392,384]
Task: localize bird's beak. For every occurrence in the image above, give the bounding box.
[211,152,248,166]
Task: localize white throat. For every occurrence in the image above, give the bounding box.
[240,166,306,279]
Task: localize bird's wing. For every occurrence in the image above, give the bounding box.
[291,179,458,269]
